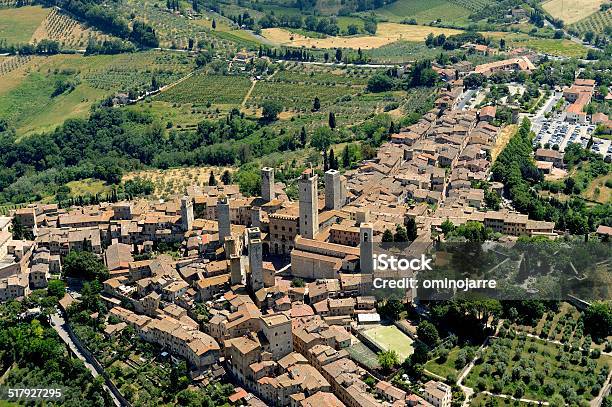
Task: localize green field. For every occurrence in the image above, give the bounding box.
[424,346,463,379]
[0,51,195,136]
[0,5,50,44]
[486,32,589,58]
[362,325,415,360]
[156,74,252,106]
[372,0,471,25]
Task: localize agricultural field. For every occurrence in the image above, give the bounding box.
[0,5,50,43]
[571,8,612,37]
[465,333,612,403]
[247,64,387,120]
[372,0,471,25]
[366,41,457,63]
[123,167,233,198]
[261,23,463,49]
[542,0,606,24]
[487,32,589,58]
[65,179,113,198]
[156,73,252,106]
[0,50,195,136]
[118,0,252,51]
[0,55,34,79]
[447,0,494,12]
[30,8,112,50]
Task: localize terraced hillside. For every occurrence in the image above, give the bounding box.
[571,8,612,37]
[30,7,113,50]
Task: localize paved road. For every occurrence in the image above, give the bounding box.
[457,89,476,110]
[50,314,122,407]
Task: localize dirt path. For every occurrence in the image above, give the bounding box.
[241,79,257,107]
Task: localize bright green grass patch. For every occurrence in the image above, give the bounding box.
[17,84,106,137]
[504,34,588,58]
[373,0,470,25]
[337,16,366,32]
[424,346,462,379]
[361,325,414,360]
[156,74,252,105]
[0,6,50,44]
[125,100,230,130]
[0,71,63,127]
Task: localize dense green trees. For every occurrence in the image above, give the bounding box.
[417,321,439,347]
[261,100,283,121]
[0,311,112,405]
[583,302,612,341]
[63,251,109,281]
[366,60,438,93]
[378,350,399,371]
[0,106,311,204]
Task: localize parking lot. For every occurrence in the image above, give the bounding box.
[533,119,612,159]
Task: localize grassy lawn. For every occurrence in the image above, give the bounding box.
[0,71,64,128]
[362,325,414,360]
[466,334,612,403]
[425,346,462,379]
[17,83,106,137]
[0,5,50,44]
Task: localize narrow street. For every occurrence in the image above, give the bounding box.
[50,314,122,407]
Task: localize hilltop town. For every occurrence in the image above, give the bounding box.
[1,0,612,404]
[1,71,610,405]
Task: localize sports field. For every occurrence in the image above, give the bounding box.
[362,324,414,360]
[346,340,381,369]
[542,0,605,24]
